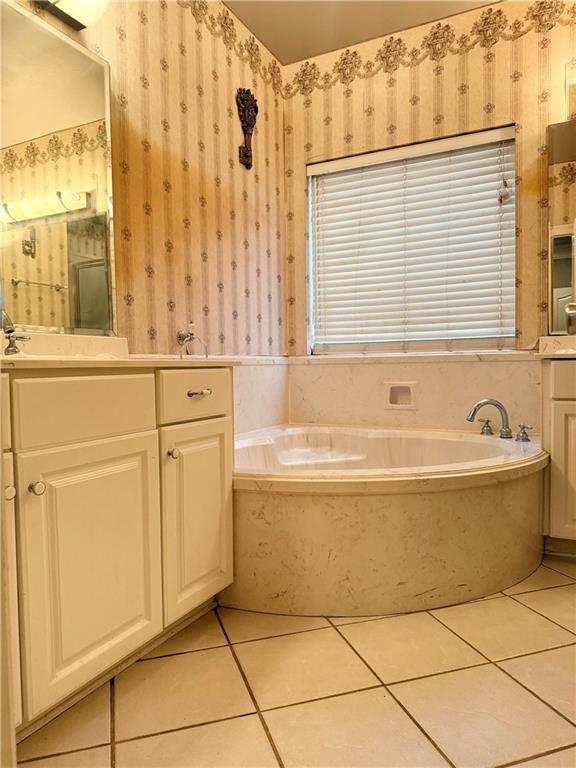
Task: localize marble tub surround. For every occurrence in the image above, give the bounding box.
[232,358,289,434]
[225,426,547,616]
[16,572,576,768]
[288,355,542,434]
[221,472,544,616]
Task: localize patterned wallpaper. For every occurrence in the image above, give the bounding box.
[549,160,576,226]
[0,120,108,330]
[16,0,576,354]
[81,0,286,355]
[282,0,576,353]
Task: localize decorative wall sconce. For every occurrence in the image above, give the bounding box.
[236,88,258,170]
[34,0,108,30]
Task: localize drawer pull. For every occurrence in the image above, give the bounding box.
[29,481,46,496]
[187,388,213,399]
[167,448,181,460]
[4,486,16,502]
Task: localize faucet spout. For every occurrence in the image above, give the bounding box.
[466,398,513,439]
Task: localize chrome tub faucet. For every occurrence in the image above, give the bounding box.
[466,398,513,439]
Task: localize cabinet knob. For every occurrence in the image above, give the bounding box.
[28,481,46,496]
[167,448,181,460]
[4,486,16,502]
[187,388,212,399]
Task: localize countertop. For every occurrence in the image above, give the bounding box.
[0,355,239,370]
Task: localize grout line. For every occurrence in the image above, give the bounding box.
[507,591,576,637]
[491,641,576,664]
[136,641,228,662]
[540,561,576,581]
[110,678,116,768]
[114,712,256,747]
[326,617,458,768]
[495,663,576,728]
[428,612,576,728]
[228,625,332,646]
[16,744,111,765]
[214,611,286,768]
[493,741,576,768]
[260,684,384,713]
[504,574,576,610]
[217,603,328,619]
[425,612,493,663]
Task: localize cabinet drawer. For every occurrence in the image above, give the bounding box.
[549,361,576,400]
[156,369,231,425]
[12,374,156,450]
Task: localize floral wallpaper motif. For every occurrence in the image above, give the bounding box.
[1,120,108,330]
[20,0,285,355]
[18,0,576,354]
[282,0,576,352]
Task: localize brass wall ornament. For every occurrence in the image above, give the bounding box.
[236,88,258,170]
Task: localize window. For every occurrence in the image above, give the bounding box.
[308,127,516,353]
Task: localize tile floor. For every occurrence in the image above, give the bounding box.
[17,557,576,768]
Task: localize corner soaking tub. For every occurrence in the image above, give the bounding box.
[219,425,548,617]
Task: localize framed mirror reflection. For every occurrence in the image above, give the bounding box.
[548,119,576,335]
[0,0,115,336]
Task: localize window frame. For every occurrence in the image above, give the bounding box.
[307,125,517,355]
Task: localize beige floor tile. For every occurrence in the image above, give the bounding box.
[515,586,576,633]
[544,556,576,580]
[330,615,386,626]
[504,567,575,596]
[431,596,575,660]
[115,715,277,767]
[233,627,378,710]
[516,746,576,767]
[115,646,254,741]
[264,687,448,767]
[340,612,485,683]
[499,645,576,722]
[391,665,576,768]
[18,685,110,762]
[218,607,329,643]
[142,612,226,659]
[19,746,111,767]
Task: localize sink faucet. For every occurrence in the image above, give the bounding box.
[2,309,30,355]
[466,398,513,439]
[176,322,208,359]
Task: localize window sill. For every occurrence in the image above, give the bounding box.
[291,350,538,365]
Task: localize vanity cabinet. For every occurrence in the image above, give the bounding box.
[17,431,163,718]
[543,360,576,539]
[160,417,233,625]
[0,362,234,727]
[3,453,22,727]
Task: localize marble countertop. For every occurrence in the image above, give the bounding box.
[0,355,238,370]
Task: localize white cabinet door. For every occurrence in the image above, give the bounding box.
[17,431,162,718]
[550,400,576,539]
[3,453,21,726]
[161,418,233,625]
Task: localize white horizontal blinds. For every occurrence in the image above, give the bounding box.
[309,134,516,352]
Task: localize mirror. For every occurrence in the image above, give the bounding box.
[0,1,115,336]
[548,120,576,335]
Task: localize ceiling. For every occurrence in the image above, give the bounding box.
[225,1,498,65]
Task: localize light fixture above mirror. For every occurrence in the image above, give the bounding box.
[34,0,108,30]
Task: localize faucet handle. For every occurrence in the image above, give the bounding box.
[478,418,494,436]
[515,423,533,442]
